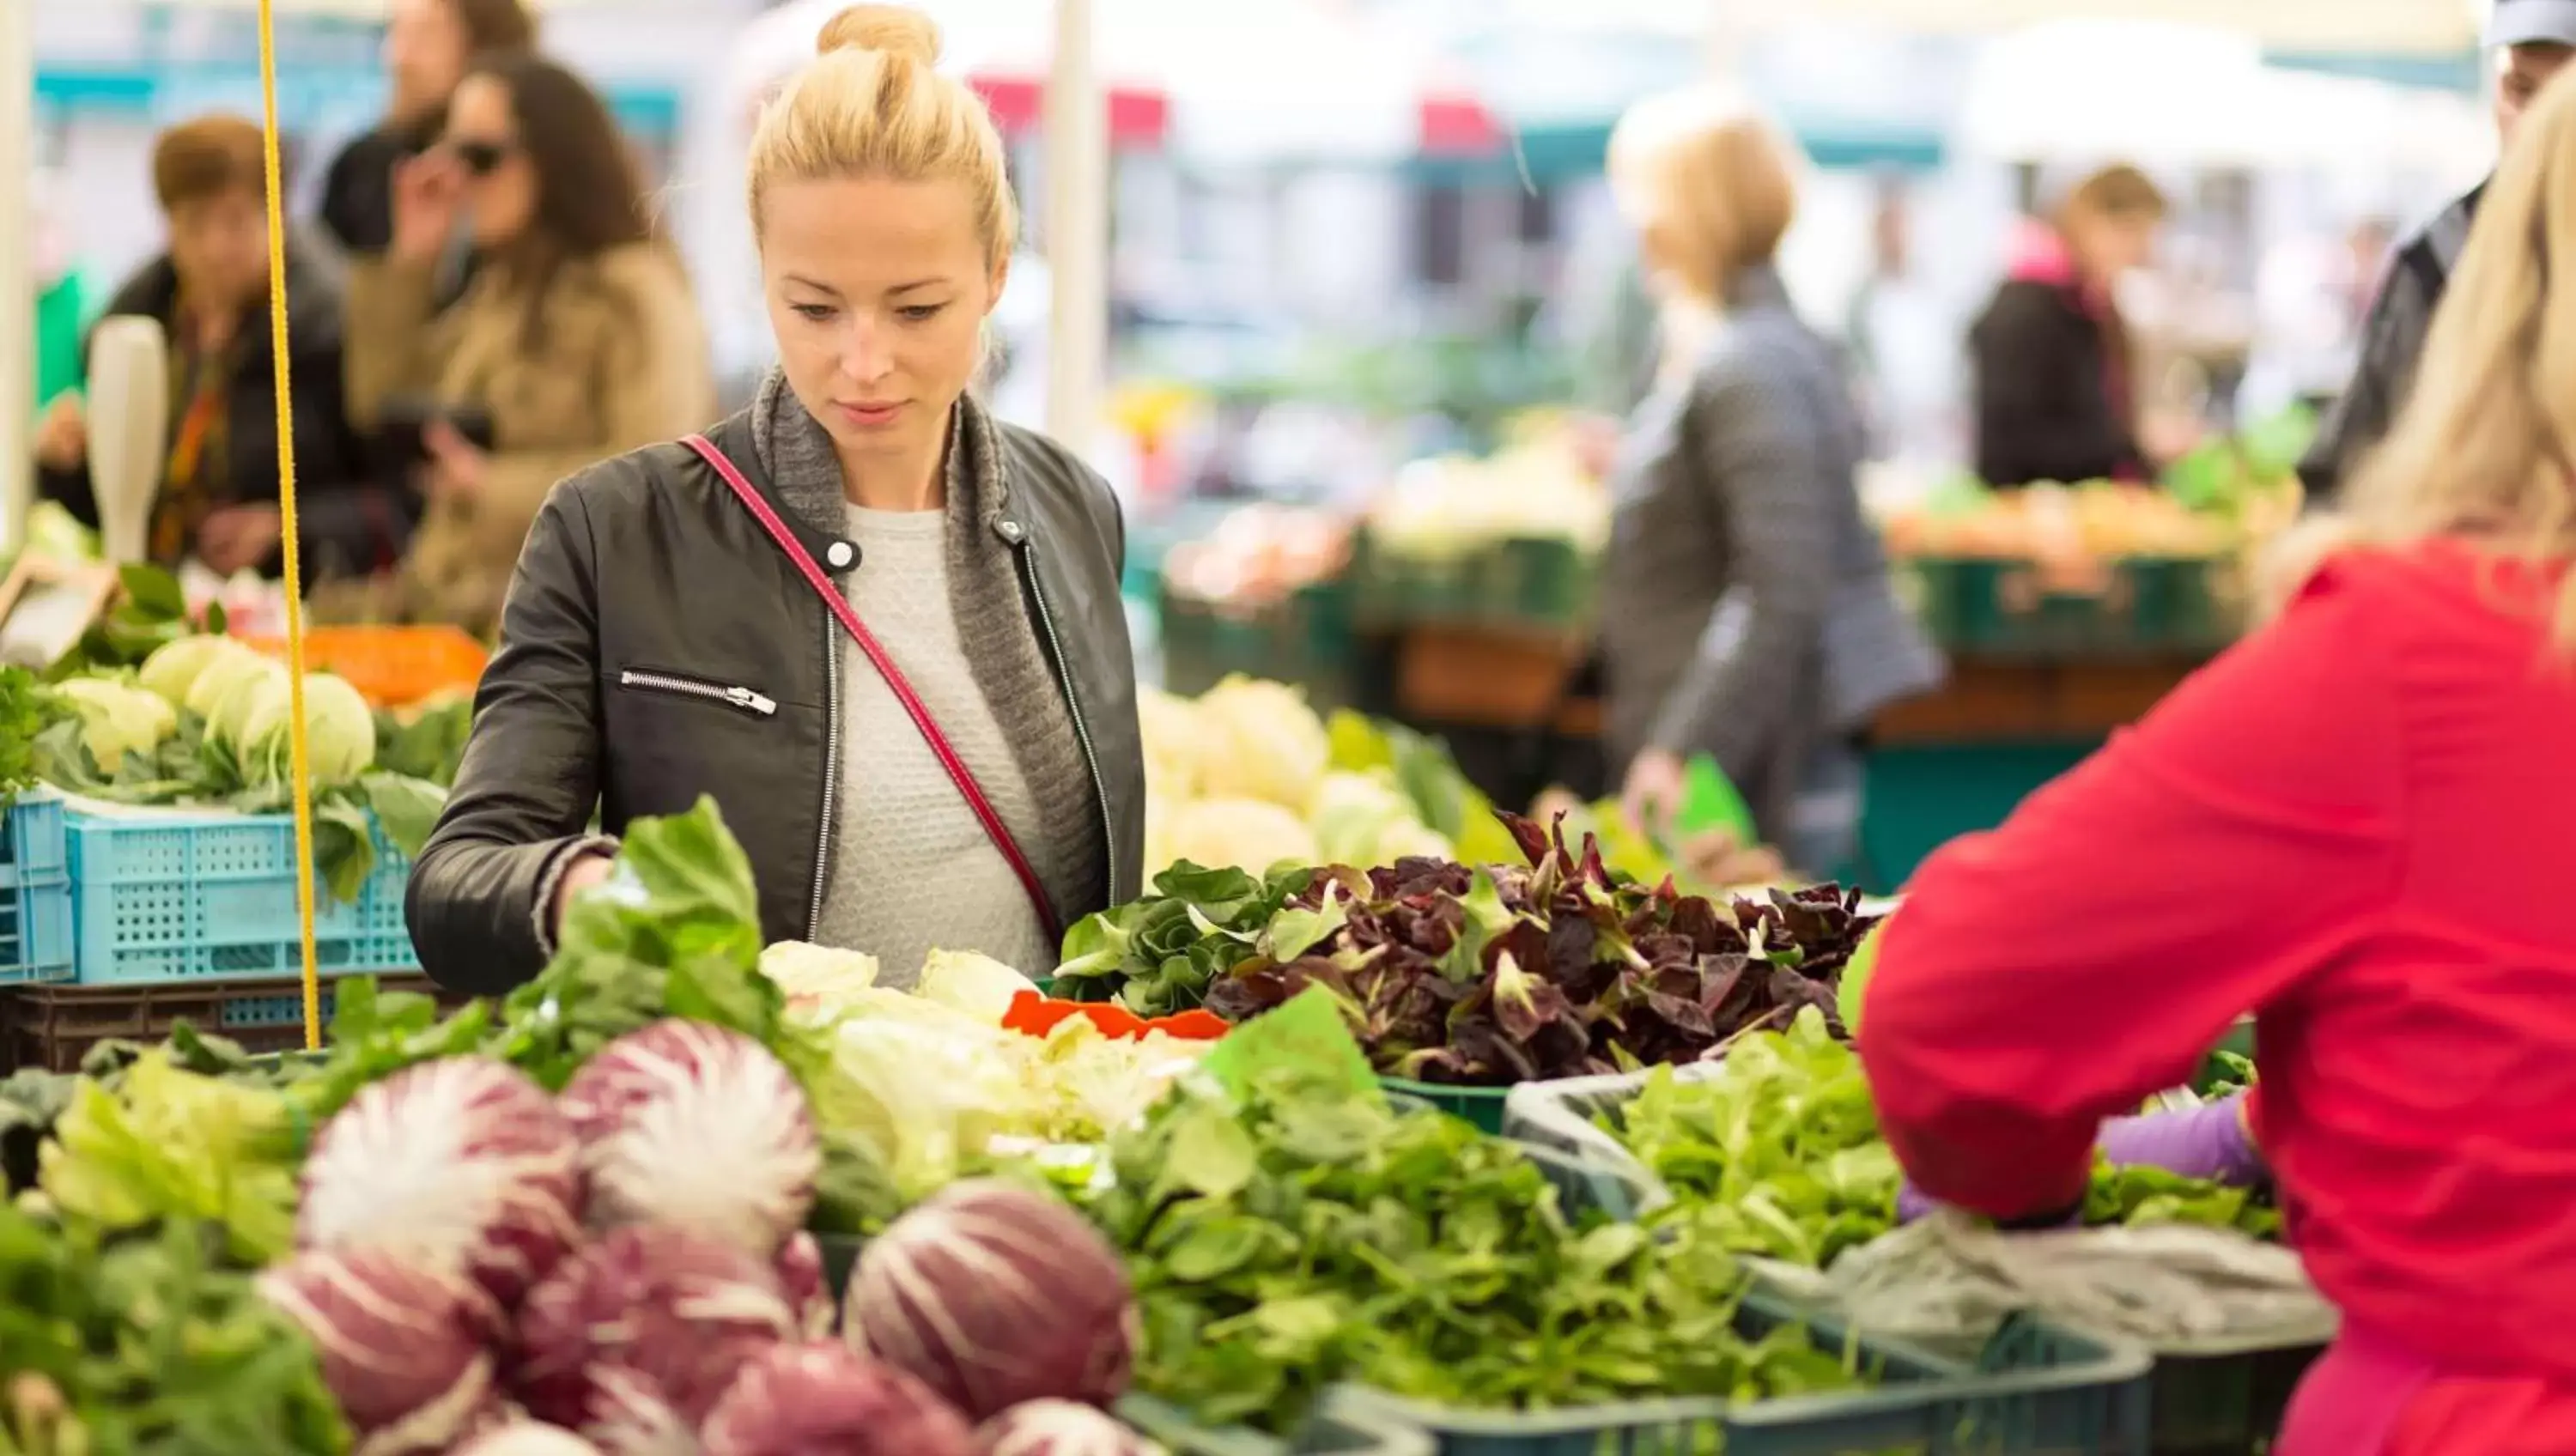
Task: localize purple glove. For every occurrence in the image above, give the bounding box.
[2097,1092,2265,1186]
[1896,1091,2263,1224]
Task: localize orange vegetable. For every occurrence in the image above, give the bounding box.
[999,992,1228,1042]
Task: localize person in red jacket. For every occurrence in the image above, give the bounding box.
[1858,68,2576,1456]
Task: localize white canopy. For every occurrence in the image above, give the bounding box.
[1959,21,2493,172]
[1782,0,2484,55]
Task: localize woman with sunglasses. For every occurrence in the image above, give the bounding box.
[343,51,714,633]
[404,5,1144,996]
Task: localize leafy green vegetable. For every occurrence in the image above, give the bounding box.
[0,1210,351,1455]
[1206,816,1878,1085]
[492,795,784,1086]
[32,1053,301,1265]
[372,696,472,786]
[1616,1010,1898,1269]
[40,563,208,682]
[2087,1162,2281,1239]
[1054,860,1315,1015]
[0,664,47,802]
[1090,1054,1867,1435]
[27,701,447,903]
[1603,1010,2281,1259]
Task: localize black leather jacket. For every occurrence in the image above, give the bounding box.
[405,407,1146,994]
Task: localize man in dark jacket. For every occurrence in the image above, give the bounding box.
[2298,0,2575,507]
[317,0,534,264]
[34,117,398,579]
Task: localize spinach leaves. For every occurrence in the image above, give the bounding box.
[1090,1065,1865,1435]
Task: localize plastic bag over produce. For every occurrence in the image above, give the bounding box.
[1757,1210,2338,1358]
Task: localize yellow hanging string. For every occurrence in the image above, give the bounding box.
[255,0,325,1051]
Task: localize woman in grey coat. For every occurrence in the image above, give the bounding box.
[1600,88,1942,876]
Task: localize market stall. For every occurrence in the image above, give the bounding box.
[0,756,2333,1453]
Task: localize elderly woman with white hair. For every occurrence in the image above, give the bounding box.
[1599,86,1938,876]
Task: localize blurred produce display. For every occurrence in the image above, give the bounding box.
[1874,410,2310,661]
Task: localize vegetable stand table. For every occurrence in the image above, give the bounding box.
[1860,653,2209,890]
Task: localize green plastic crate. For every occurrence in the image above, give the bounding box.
[2121,558,2240,655]
[1121,1390,1434,1456]
[1349,532,1597,635]
[1377,1075,1511,1134]
[1338,1294,2152,1456]
[2124,1332,2322,1456]
[1160,584,1354,709]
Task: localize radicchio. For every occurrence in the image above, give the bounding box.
[258,1247,501,1456]
[513,1223,796,1453]
[845,1180,1137,1423]
[450,1421,605,1455]
[558,1021,820,1257]
[975,1400,1157,1456]
[776,1230,835,1339]
[297,1056,583,1305]
[701,1344,976,1456]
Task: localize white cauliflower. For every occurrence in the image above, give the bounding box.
[1157,797,1319,877]
[1188,675,1330,810]
[1135,683,1204,803]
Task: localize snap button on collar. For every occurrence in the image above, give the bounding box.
[825,540,855,568]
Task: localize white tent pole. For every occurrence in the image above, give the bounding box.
[1,0,33,555]
[1042,0,1108,458]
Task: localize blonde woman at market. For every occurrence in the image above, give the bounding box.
[1858,66,2576,1456]
[407,5,1144,996]
[1600,87,1937,875]
[343,51,713,632]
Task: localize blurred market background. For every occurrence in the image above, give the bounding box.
[0,0,2506,891]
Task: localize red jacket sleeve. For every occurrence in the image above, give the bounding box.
[1859,566,2406,1217]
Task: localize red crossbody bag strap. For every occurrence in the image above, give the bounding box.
[682,434,1060,941]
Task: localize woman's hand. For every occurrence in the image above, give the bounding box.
[1621,748,1687,842]
[389,150,468,266]
[33,393,85,470]
[420,420,489,504]
[197,504,283,575]
[551,852,614,937]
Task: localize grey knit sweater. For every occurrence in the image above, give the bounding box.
[749,372,1101,980]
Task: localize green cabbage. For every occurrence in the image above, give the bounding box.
[237,671,377,786]
[51,677,178,767]
[136,633,240,709]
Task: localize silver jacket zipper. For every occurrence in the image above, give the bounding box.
[618,669,777,717]
[1002,523,1121,907]
[807,604,843,941]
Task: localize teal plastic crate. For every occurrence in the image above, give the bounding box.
[65,808,418,985]
[1338,1292,2149,1456]
[1121,1391,1434,1456]
[1,792,75,985]
[1377,1075,1511,1134]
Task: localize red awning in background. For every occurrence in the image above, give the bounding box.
[969,73,1171,148]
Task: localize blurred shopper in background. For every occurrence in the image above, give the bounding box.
[2297,0,2576,508]
[1599,87,1938,877]
[34,117,386,579]
[319,0,537,268]
[1846,178,1957,465]
[1863,64,2576,1456]
[1968,161,2189,488]
[410,4,1143,995]
[344,52,714,632]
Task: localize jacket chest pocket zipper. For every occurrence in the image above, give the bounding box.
[617,668,778,718]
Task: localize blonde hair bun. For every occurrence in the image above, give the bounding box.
[816,4,940,66]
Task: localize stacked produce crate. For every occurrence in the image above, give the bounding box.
[1886,482,2266,659]
[0,622,471,1072]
